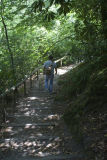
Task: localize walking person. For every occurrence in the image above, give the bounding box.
[43,55,57,93]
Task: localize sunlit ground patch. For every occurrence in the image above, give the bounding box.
[28,96,40,100]
[57,65,74,75]
[44,114,61,120]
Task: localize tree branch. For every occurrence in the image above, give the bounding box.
[1,0,16,84]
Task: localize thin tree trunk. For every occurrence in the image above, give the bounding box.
[100,0,107,39]
[1,0,16,84]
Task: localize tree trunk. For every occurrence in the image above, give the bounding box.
[100,0,107,39]
[1,0,16,85]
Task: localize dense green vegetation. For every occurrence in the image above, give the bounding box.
[0,1,106,159]
[0,0,106,94]
[56,54,107,160]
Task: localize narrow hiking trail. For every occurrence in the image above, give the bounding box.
[0,65,86,160]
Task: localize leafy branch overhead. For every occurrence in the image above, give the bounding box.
[0,0,106,94]
[31,0,45,12]
[31,0,72,16]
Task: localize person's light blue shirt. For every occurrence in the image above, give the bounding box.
[44,60,57,75]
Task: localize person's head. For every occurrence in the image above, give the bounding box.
[48,55,53,60]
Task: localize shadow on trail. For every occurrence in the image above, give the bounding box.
[0,64,86,160]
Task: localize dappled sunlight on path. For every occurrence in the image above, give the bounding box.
[0,65,86,160]
[57,65,75,76]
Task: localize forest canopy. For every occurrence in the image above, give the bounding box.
[0,0,106,94]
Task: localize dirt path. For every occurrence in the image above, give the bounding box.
[0,65,86,160]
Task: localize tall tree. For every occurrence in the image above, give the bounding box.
[0,0,16,84]
[100,0,107,39]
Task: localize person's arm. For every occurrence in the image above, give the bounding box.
[55,67,57,74]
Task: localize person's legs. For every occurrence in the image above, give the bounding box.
[49,75,54,93]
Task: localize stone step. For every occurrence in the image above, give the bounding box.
[1,122,56,128]
[0,154,85,160]
[7,111,61,118]
[7,114,62,119]
[16,102,50,108]
[0,136,62,153]
[0,137,85,160]
[16,106,49,110]
[7,113,61,118]
[7,115,60,125]
[15,107,62,111]
[1,125,55,138]
[0,136,59,143]
[29,154,85,160]
[10,108,55,115]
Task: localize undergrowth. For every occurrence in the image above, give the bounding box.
[56,55,107,160]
